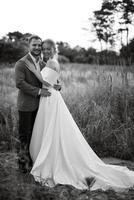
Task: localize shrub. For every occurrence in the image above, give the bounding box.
[58,55,70,63]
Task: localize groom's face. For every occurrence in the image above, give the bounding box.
[29,38,42,57]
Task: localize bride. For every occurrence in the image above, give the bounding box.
[28,39,134,191]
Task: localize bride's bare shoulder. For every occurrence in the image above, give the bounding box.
[47,58,60,72]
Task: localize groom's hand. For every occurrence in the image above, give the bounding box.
[40,88,51,97]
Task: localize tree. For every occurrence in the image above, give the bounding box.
[120,37,134,65]
[112,0,134,48]
[91,0,134,52]
[0,31,31,63]
[92,1,116,51]
[120,0,134,47]
[7,31,23,42]
[57,42,78,62]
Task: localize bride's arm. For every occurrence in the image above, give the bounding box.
[26,65,51,87]
[46,59,61,90]
[33,70,51,87]
[47,59,60,73]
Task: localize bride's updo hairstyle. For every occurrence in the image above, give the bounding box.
[42,39,57,53]
[42,39,58,62]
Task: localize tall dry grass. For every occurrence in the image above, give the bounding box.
[60,63,134,159]
[1,63,134,160]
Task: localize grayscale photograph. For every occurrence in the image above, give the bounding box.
[0,0,134,199]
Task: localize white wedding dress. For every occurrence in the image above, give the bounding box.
[30,60,134,191]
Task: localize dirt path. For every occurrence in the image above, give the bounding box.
[0,152,134,200]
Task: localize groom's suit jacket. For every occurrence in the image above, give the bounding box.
[15,53,45,111]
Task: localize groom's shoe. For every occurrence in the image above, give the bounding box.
[18,160,28,173]
[18,157,28,173]
[17,153,30,173]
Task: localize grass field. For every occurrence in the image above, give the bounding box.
[1,63,134,199]
[1,63,134,158]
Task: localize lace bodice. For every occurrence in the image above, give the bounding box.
[41,67,59,86]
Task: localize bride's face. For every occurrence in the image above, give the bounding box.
[42,43,55,61]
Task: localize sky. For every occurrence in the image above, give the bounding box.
[0,0,103,49]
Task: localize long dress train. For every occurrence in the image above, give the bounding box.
[29,63,134,191]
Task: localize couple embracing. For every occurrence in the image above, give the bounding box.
[15,35,134,191]
[15,36,61,171]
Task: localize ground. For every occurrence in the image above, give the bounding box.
[0,152,134,200]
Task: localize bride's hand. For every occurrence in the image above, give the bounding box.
[53,83,61,91]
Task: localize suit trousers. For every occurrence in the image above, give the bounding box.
[18,109,38,169]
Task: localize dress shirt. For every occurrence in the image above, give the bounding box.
[29,52,41,72]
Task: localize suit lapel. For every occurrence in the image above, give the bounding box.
[26,54,37,69]
[39,60,46,71]
[22,53,46,72]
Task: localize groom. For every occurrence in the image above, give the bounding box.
[15,35,61,173]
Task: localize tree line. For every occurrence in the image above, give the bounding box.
[0,30,134,66]
[1,0,134,67]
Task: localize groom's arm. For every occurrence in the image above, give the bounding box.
[15,61,40,97]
